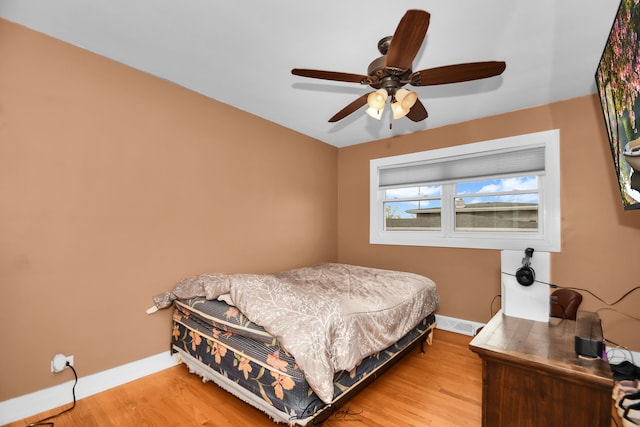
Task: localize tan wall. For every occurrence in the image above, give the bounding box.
[338,95,640,352]
[0,20,338,400]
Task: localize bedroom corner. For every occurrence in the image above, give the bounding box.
[0,18,338,419]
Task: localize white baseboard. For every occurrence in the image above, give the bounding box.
[0,351,179,426]
[435,314,485,336]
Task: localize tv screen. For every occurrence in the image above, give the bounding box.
[595,0,640,210]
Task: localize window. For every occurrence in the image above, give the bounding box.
[370,130,560,251]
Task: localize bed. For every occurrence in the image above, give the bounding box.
[150,263,439,425]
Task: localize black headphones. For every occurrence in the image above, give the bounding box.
[515,247,536,286]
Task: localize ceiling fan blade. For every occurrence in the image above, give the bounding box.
[385,10,430,71]
[328,93,371,122]
[410,61,506,86]
[292,68,368,84]
[406,98,428,122]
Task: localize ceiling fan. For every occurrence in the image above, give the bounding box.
[291,9,506,123]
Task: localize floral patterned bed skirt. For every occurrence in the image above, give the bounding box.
[171,297,436,425]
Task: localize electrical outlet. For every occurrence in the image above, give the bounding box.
[51,354,74,373]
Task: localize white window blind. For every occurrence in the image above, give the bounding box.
[378,146,545,189]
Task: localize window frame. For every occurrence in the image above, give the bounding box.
[369,130,561,252]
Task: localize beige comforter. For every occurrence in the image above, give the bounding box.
[152,263,439,404]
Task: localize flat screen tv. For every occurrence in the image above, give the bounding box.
[596,0,640,209]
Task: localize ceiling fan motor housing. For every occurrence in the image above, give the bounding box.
[367,55,412,95]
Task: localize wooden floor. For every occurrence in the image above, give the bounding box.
[7,330,623,427]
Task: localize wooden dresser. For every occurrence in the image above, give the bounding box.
[469,311,613,427]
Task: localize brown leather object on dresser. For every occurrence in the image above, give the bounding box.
[550,288,582,320]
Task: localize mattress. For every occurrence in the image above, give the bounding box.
[171,296,436,425]
[154,263,439,404]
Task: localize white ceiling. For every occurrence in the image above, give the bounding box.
[0,0,621,148]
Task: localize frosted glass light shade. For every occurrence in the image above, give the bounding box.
[391,101,409,119]
[366,107,383,120]
[391,89,418,119]
[367,89,388,110]
[399,89,418,110]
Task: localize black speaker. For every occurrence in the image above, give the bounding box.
[516,247,536,286]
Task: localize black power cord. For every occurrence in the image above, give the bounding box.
[557,285,640,307]
[27,363,78,427]
[489,294,501,318]
[501,271,640,307]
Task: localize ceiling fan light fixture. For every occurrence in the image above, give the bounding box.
[391,89,418,119]
[366,106,384,120]
[367,89,388,110]
[396,89,418,110]
[391,100,409,119]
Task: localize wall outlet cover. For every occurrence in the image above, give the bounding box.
[51,354,67,373]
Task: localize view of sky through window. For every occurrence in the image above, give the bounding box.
[385,176,538,218]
